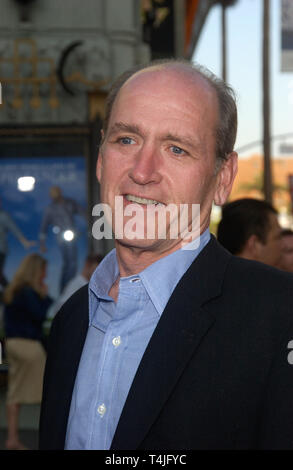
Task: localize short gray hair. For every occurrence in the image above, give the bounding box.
[102,59,237,167]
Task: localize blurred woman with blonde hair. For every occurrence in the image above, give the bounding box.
[3,253,52,450]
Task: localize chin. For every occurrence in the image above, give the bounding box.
[116,237,156,248]
[115,236,180,254]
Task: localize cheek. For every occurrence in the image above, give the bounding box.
[188,169,217,201]
[274,238,281,250]
[102,156,120,181]
[101,158,129,197]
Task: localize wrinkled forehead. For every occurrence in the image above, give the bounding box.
[115,65,218,113]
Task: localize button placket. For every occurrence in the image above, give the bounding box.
[97,403,106,417]
[112,336,121,347]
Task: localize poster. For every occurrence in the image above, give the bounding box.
[0,156,88,300]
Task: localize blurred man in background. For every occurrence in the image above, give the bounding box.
[217,198,282,268]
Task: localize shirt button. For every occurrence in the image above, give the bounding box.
[97,404,106,416]
[112,336,121,347]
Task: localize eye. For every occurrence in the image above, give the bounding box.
[119,136,135,145]
[170,145,185,156]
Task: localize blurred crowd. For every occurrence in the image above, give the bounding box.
[0,190,102,449]
[0,250,102,450]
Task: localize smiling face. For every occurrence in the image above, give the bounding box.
[97,65,237,258]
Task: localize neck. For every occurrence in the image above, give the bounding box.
[115,241,183,277]
[108,242,183,302]
[114,219,209,277]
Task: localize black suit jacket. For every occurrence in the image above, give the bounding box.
[39,237,293,449]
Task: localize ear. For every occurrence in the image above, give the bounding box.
[96,130,105,183]
[213,152,238,206]
[244,234,262,260]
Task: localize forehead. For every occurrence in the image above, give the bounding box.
[110,66,218,127]
[126,65,214,93]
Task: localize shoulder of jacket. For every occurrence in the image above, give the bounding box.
[52,284,89,328]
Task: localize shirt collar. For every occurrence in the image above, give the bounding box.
[89,229,210,320]
[89,249,119,301]
[139,229,210,315]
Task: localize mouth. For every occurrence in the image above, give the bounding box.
[124,194,165,207]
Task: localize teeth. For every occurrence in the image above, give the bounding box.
[125,195,163,206]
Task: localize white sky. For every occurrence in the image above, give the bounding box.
[192,0,293,158]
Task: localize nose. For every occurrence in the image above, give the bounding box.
[128,143,162,185]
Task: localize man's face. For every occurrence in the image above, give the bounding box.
[97,67,237,254]
[257,213,282,267]
[279,235,293,272]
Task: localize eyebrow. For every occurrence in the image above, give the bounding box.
[108,122,203,152]
[108,122,143,137]
[164,133,203,152]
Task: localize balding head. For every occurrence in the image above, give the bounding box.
[102,59,237,168]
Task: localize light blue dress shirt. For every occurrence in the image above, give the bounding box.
[65,229,210,450]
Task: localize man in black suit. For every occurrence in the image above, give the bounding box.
[217,198,282,267]
[39,59,293,450]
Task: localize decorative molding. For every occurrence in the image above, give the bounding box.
[0,38,110,110]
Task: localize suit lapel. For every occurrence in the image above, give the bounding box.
[111,237,232,449]
[54,285,89,448]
